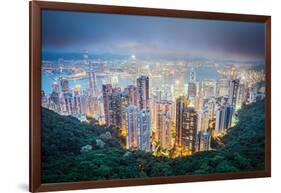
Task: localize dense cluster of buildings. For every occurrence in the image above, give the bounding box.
[42,51,265,157]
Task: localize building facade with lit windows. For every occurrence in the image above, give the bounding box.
[176,96,198,155]
[126,105,139,149]
[215,104,233,134]
[125,85,138,106]
[154,100,173,150]
[60,78,70,94]
[138,109,152,152]
[102,84,113,127]
[137,76,150,110]
[229,79,240,109]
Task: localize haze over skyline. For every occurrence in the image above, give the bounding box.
[42,10,265,62]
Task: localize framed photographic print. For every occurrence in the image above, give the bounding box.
[30,1,271,192]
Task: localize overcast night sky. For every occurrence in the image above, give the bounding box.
[42,10,265,62]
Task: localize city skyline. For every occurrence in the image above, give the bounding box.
[42,10,265,62]
[41,48,265,157]
[40,8,267,184]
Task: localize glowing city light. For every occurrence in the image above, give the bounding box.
[41,50,265,159]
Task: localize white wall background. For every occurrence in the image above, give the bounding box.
[0,0,279,192]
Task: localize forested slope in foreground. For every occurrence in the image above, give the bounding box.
[42,100,265,183]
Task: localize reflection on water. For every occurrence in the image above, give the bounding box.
[42,65,219,95]
[42,71,134,94]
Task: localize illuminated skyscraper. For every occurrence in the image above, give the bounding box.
[215,106,223,133]
[73,94,82,114]
[215,104,233,133]
[125,85,138,106]
[187,68,197,98]
[137,76,149,110]
[60,78,69,94]
[194,95,205,112]
[159,112,172,150]
[102,84,125,128]
[249,87,258,103]
[50,82,60,111]
[73,86,82,114]
[111,88,123,129]
[188,82,197,98]
[155,100,172,149]
[80,94,89,115]
[203,81,216,98]
[176,96,189,146]
[207,98,216,120]
[126,105,138,149]
[196,131,211,152]
[63,93,74,115]
[130,54,138,76]
[228,79,239,126]
[138,109,151,152]
[50,92,60,111]
[202,131,211,151]
[229,79,240,108]
[189,67,196,82]
[201,107,209,132]
[173,70,185,99]
[216,79,229,97]
[176,96,197,154]
[120,94,129,136]
[84,50,97,97]
[102,84,113,127]
[52,82,59,93]
[236,83,246,109]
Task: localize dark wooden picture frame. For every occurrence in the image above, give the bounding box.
[30,1,271,192]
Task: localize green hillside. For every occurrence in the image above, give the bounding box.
[41,100,265,183]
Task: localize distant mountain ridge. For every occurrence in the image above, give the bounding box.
[42,51,264,65]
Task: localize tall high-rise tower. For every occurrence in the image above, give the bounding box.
[125,85,138,106]
[60,78,69,94]
[137,76,149,110]
[126,105,139,149]
[63,93,74,115]
[50,81,60,111]
[138,109,151,152]
[229,79,240,108]
[52,82,59,94]
[196,131,211,152]
[73,87,82,115]
[189,67,196,83]
[154,100,172,149]
[102,84,113,127]
[215,104,233,133]
[111,88,123,129]
[228,79,239,126]
[236,83,246,109]
[187,67,197,98]
[84,50,97,97]
[102,84,125,128]
[176,96,197,155]
[176,96,189,146]
[188,82,197,98]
